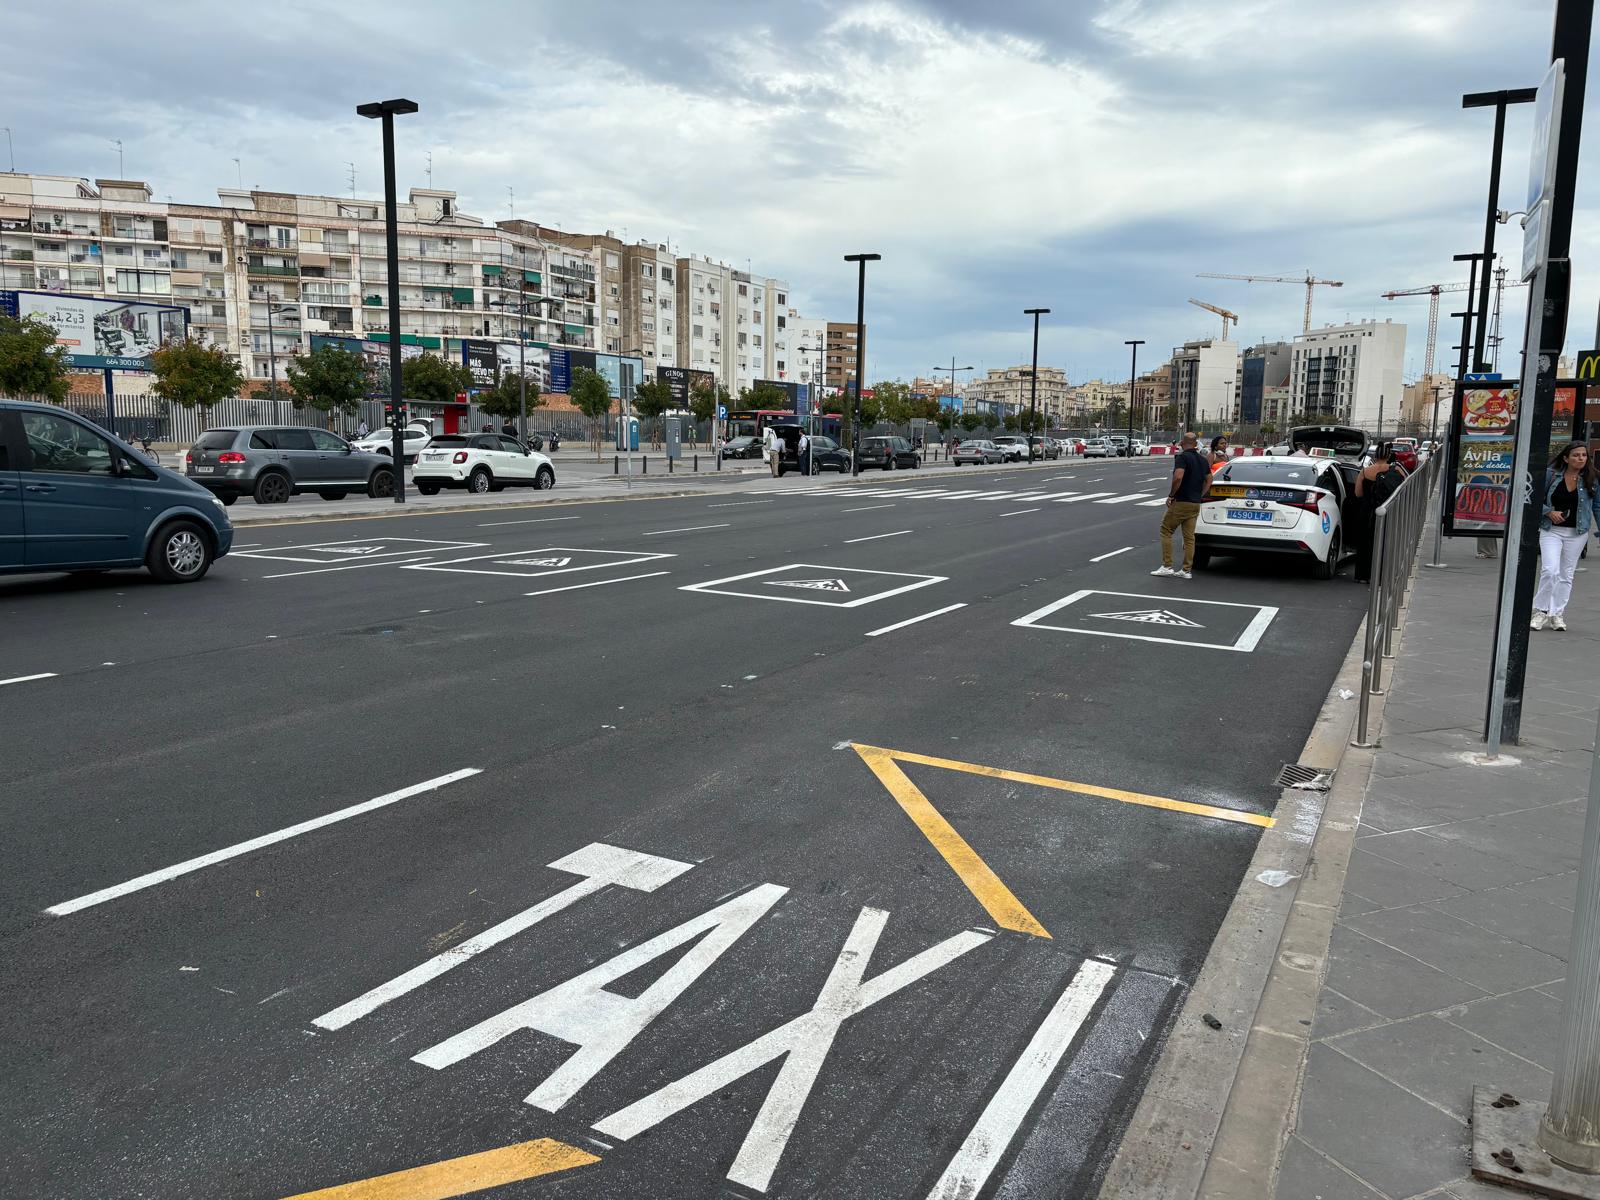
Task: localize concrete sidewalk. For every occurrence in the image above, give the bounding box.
[1212,535,1598,1199]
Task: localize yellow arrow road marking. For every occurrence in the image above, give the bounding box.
[852,743,1275,941]
[280,1138,600,1200]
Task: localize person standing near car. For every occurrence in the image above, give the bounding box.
[1532,441,1600,631]
[1209,434,1230,473]
[1152,432,1210,579]
[356,419,370,440]
[763,424,780,476]
[798,429,811,475]
[1353,443,1405,585]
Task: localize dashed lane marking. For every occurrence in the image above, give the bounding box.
[1094,493,1154,504]
[642,523,731,536]
[477,515,581,527]
[1000,508,1041,517]
[279,1137,600,1199]
[524,571,672,598]
[843,530,911,544]
[1089,546,1133,563]
[842,504,897,512]
[863,603,969,637]
[0,672,58,688]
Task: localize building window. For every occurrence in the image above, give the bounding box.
[642,264,654,278]
[605,253,619,269]
[693,324,704,339]
[660,267,673,282]
[738,283,748,297]
[777,292,786,305]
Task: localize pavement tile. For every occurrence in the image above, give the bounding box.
[1274,1134,1386,1199]
[1342,904,1566,994]
[1342,848,1468,910]
[1444,988,1562,1070]
[1506,873,1578,911]
[1327,1015,1551,1116]
[1293,1043,1469,1200]
[1428,886,1576,960]
[1372,753,1450,780]
[1355,830,1547,891]
[1374,767,1545,817]
[1417,814,1581,875]
[1312,986,1387,1040]
[1442,1177,1543,1200]
[1356,793,1447,835]
[1324,925,1487,1020]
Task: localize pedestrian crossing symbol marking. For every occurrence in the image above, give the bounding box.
[1090,608,1203,628]
[505,556,573,567]
[768,578,851,593]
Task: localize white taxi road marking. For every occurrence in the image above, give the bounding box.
[314,843,692,1031]
[864,603,968,637]
[926,959,1116,1200]
[843,530,911,544]
[1090,546,1133,562]
[642,523,731,536]
[45,769,483,917]
[1000,508,1040,517]
[525,571,671,598]
[0,672,58,688]
[842,504,896,513]
[477,515,582,527]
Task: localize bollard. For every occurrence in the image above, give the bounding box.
[669,456,674,473]
[716,452,721,472]
[613,455,619,475]
[643,455,648,474]
[694,454,699,472]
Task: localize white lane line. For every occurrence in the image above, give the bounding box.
[708,500,775,508]
[261,555,437,580]
[864,603,969,637]
[524,570,671,597]
[1091,546,1133,562]
[1054,492,1116,503]
[477,515,581,527]
[976,492,1047,501]
[1094,493,1154,504]
[842,504,897,513]
[0,672,58,688]
[231,542,264,549]
[843,530,912,544]
[1000,508,1041,517]
[1022,492,1081,501]
[926,959,1116,1200]
[642,523,732,536]
[45,768,483,917]
[944,491,1011,500]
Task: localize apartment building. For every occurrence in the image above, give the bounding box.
[789,311,828,397]
[824,322,862,393]
[1170,338,1240,428]
[1134,363,1172,428]
[1067,378,1124,421]
[1240,341,1292,427]
[671,256,793,395]
[1401,371,1453,435]
[966,365,1071,423]
[1289,320,1407,430]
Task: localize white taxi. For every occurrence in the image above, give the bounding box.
[1195,456,1355,579]
[413,432,555,495]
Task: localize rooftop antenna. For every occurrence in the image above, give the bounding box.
[111,138,123,177]
[507,185,514,217]
[345,162,356,198]
[232,157,242,188]
[425,150,433,187]
[3,127,13,173]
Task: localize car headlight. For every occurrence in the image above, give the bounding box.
[208,495,226,510]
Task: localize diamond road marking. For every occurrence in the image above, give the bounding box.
[1090,608,1203,628]
[768,578,851,592]
[504,556,573,567]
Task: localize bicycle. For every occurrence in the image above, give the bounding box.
[135,433,160,465]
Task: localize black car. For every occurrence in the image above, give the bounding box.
[719,435,764,461]
[857,435,919,470]
[778,433,851,475]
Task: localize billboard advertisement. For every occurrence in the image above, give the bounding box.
[1,289,186,370]
[656,365,717,409]
[496,342,546,392]
[462,340,498,391]
[1445,384,1518,536]
[545,348,643,398]
[308,334,425,397]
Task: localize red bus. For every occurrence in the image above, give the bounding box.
[725,409,841,440]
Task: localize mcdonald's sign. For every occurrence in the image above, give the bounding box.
[1576,349,1600,380]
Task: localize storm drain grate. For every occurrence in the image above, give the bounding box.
[1276,763,1334,791]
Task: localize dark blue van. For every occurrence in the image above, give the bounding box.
[0,400,233,582]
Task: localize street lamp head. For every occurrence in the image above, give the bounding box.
[1125,339,1145,347]
[1024,308,1051,316]
[843,253,882,263]
[356,99,419,119]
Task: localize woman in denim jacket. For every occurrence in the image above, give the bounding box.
[1532,440,1600,631]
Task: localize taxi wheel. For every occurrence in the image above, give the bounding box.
[1314,531,1341,580]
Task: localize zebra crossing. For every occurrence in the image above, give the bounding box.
[748,484,1169,508]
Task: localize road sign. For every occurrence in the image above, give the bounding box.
[1522,60,1565,282]
[1575,351,1600,381]
[717,405,728,419]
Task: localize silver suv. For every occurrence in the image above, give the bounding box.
[184,426,398,505]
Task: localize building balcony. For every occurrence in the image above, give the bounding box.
[549,262,596,282]
[248,263,298,277]
[1,248,33,261]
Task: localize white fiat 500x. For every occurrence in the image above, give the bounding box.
[413,432,555,495]
[1195,456,1357,579]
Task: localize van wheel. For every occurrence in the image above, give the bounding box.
[219,494,237,506]
[321,491,348,501]
[253,472,291,504]
[146,520,213,583]
[368,468,395,498]
[535,466,554,490]
[467,467,492,494]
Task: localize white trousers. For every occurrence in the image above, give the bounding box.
[1535,527,1589,615]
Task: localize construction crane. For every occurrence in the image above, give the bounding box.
[1196,270,1344,334]
[1379,278,1528,377]
[1187,298,1239,339]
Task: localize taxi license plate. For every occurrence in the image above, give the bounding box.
[1228,508,1272,522]
[192,466,215,474]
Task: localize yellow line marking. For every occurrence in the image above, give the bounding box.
[280,1138,600,1200]
[851,744,1275,941]
[853,744,1051,939]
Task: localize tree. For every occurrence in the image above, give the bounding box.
[935,410,955,435]
[475,368,547,424]
[959,411,983,432]
[688,381,718,443]
[400,352,472,409]
[738,380,789,409]
[0,313,70,401]
[570,366,613,452]
[1260,421,1278,442]
[820,391,847,416]
[149,338,245,428]
[1002,411,1021,432]
[856,386,883,430]
[873,380,915,428]
[284,343,369,429]
[1018,409,1047,434]
[631,377,673,447]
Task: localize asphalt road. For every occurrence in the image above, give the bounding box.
[1,457,1368,1199]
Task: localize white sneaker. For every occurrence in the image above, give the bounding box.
[1552,614,1568,631]
[1174,570,1192,580]
[1150,565,1176,577]
[1530,610,1549,630]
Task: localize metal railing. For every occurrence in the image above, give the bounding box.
[1353,452,1442,746]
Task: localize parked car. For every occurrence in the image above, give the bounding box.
[528,429,561,452]
[413,433,555,494]
[952,439,1005,465]
[1107,435,1131,457]
[1290,425,1370,462]
[800,434,851,474]
[1131,440,1150,456]
[1082,438,1113,458]
[1196,456,1358,579]
[719,436,764,461]
[2,400,232,582]
[857,435,920,470]
[351,424,432,463]
[989,435,1028,462]
[185,426,398,505]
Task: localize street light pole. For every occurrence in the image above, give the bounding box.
[1024,309,1049,462]
[1463,87,1538,371]
[357,97,419,504]
[1125,339,1144,456]
[844,253,880,477]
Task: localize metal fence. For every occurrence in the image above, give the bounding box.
[1352,451,1442,746]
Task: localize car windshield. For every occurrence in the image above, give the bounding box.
[1220,461,1324,485]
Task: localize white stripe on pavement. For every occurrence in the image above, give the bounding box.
[477,515,581,527]
[0,672,58,688]
[843,530,912,544]
[1094,493,1154,504]
[1054,492,1117,502]
[864,603,969,637]
[642,523,732,536]
[1022,492,1082,501]
[707,500,774,508]
[925,960,1116,1200]
[1000,508,1041,516]
[261,555,438,580]
[525,571,671,598]
[1090,546,1133,562]
[45,769,484,917]
[1139,497,1170,506]
[842,504,897,513]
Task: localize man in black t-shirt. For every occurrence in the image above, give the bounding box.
[1152,432,1210,579]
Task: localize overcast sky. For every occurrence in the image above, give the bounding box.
[4,0,1594,384]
